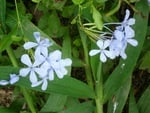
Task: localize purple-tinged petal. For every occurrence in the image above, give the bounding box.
[100,52,107,62]
[19,68,30,77]
[127,39,138,46]
[89,50,100,56]
[48,69,54,81]
[49,50,62,61]
[128,18,135,25]
[103,40,111,49]
[33,32,41,43]
[29,71,38,83]
[41,79,48,91]
[96,40,103,49]
[23,42,38,50]
[21,54,32,66]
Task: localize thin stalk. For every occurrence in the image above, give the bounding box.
[6,46,36,113]
[95,62,103,113]
[14,0,24,35]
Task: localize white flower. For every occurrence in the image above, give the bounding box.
[9,74,20,84]
[0,80,9,86]
[19,54,47,83]
[23,32,52,56]
[31,77,48,91]
[89,40,113,62]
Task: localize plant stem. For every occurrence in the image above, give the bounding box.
[6,46,36,113]
[95,62,103,113]
[79,29,94,90]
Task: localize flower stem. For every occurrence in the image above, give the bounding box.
[95,62,103,113]
[6,46,36,113]
[79,29,94,90]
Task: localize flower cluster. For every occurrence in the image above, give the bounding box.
[0,32,72,91]
[20,32,72,90]
[89,9,138,62]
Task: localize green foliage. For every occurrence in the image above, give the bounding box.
[0,0,149,113]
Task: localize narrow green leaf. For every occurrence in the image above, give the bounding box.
[72,0,84,5]
[40,93,67,112]
[137,86,150,113]
[59,101,94,113]
[92,6,103,30]
[103,0,149,103]
[139,51,150,72]
[0,0,6,33]
[129,89,139,113]
[107,76,131,113]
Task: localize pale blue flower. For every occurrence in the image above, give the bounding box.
[9,74,20,85]
[41,50,72,79]
[89,40,113,62]
[23,32,52,56]
[19,54,47,83]
[0,74,20,86]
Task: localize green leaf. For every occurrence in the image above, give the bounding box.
[59,101,94,113]
[137,86,150,113]
[0,0,6,33]
[129,89,139,113]
[92,6,103,30]
[103,0,149,103]
[0,35,13,53]
[0,66,19,79]
[139,51,150,73]
[0,107,16,113]
[40,93,67,112]
[0,66,95,98]
[107,76,131,113]
[72,0,84,5]
[17,76,95,99]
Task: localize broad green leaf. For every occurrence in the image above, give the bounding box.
[40,93,67,112]
[72,0,84,5]
[137,86,150,113]
[62,29,72,74]
[0,66,19,79]
[103,0,149,103]
[0,66,95,98]
[59,101,94,113]
[107,76,131,113]
[17,76,95,98]
[92,6,103,30]
[129,89,139,113]
[0,0,6,33]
